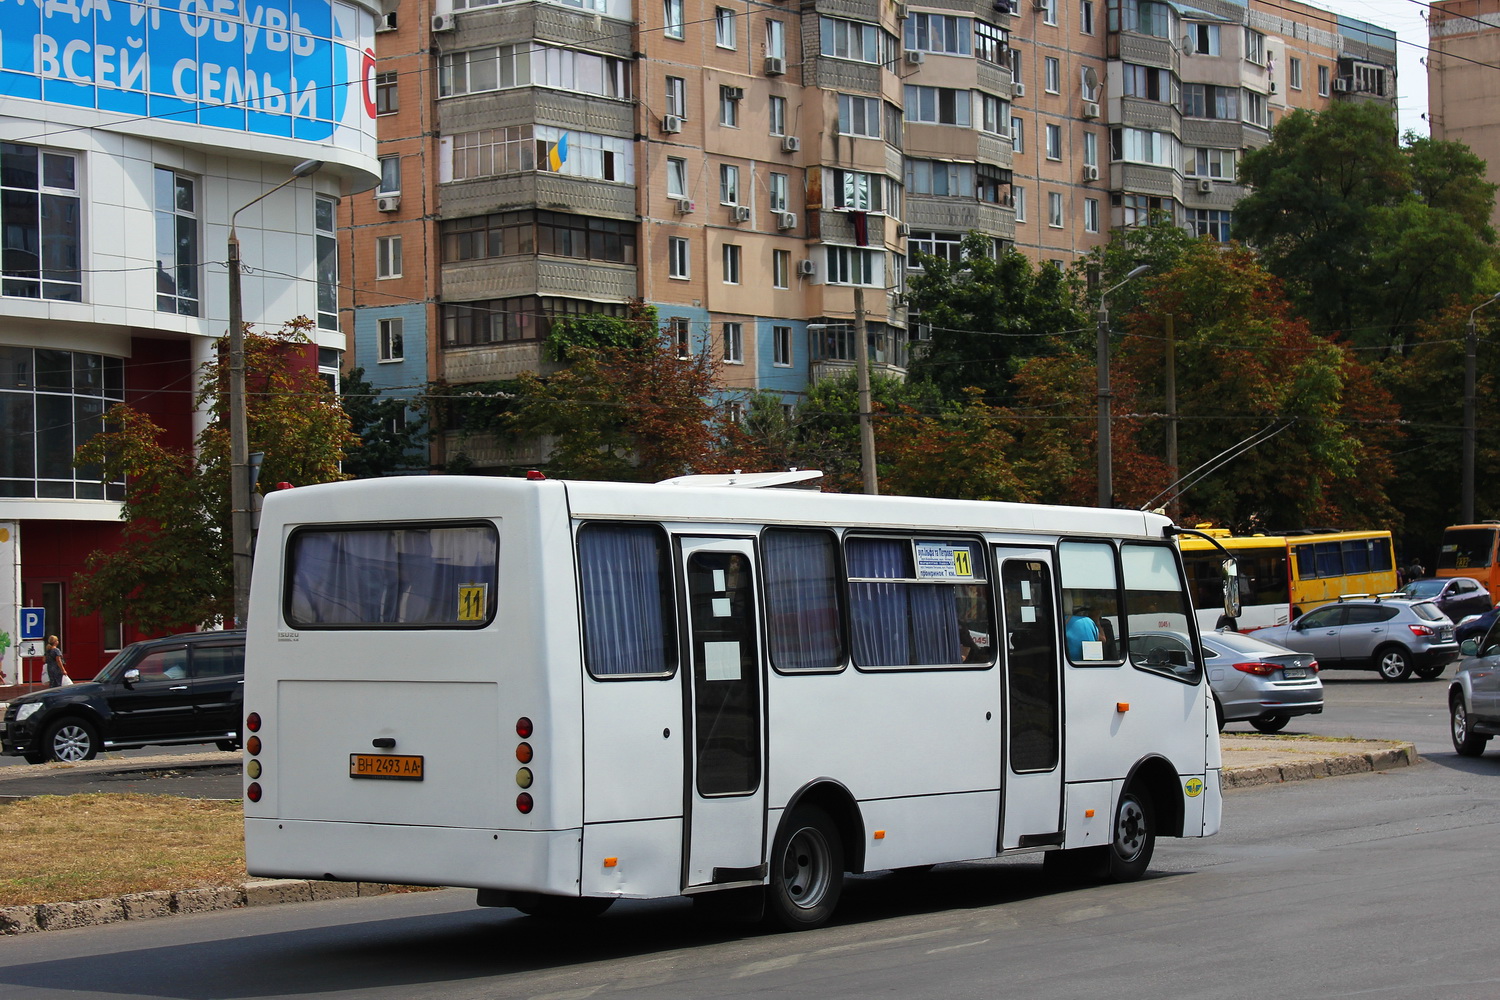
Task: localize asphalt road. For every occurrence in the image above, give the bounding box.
[3,753,1499,999]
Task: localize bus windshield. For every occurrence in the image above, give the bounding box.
[1439,528,1497,571]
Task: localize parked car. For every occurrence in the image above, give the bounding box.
[1252,597,1458,681]
[1449,622,1500,757]
[1200,629,1324,733]
[0,631,244,763]
[1400,577,1493,623]
[1455,606,1500,645]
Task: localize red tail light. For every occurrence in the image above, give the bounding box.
[1408,624,1435,638]
[1232,661,1277,676]
[1309,660,1320,673]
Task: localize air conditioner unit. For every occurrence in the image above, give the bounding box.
[662,114,684,134]
[896,222,911,237]
[1012,82,1025,97]
[781,135,801,153]
[896,3,909,19]
[724,86,745,101]
[430,12,455,32]
[1333,77,1350,93]
[777,211,797,230]
[1269,82,1278,94]
[375,195,401,212]
[1197,178,1213,194]
[1032,0,1048,10]
[376,11,397,32]
[1082,100,1100,119]
[797,259,817,276]
[764,56,786,76]
[675,198,696,215]
[733,205,752,222]
[905,50,925,66]
[1083,165,1099,181]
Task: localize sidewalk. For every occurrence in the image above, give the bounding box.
[0,734,1418,934]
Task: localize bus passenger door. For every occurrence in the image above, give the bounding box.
[996,549,1064,850]
[679,538,767,889]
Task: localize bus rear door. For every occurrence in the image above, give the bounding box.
[995,547,1064,850]
[679,537,767,888]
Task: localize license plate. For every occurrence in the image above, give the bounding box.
[349,753,424,780]
[1281,667,1307,679]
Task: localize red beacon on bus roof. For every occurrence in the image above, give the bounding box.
[526,470,547,481]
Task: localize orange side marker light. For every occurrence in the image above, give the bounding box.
[1116,702,1130,713]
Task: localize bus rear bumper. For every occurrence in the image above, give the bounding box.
[245,818,584,894]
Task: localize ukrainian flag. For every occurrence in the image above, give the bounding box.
[549,132,569,172]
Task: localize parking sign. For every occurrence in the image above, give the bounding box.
[20,608,44,641]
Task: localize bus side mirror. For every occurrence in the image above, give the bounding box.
[1222,557,1241,619]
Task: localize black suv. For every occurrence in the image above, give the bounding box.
[0,631,244,763]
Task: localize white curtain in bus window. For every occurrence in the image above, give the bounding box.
[578,523,676,677]
[1058,541,1120,664]
[762,529,845,670]
[847,537,987,667]
[287,525,498,626]
[1121,543,1200,682]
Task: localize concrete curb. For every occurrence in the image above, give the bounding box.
[1220,741,1417,789]
[0,880,406,935]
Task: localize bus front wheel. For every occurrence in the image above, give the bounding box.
[766,805,844,931]
[1105,788,1155,882]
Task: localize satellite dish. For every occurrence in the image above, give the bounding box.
[1182,33,1195,54]
[1083,66,1099,94]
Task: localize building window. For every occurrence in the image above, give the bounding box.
[905,13,973,55]
[665,76,686,118]
[766,18,785,59]
[1182,83,1238,120]
[669,236,690,278]
[1044,57,1060,93]
[1244,28,1265,65]
[444,125,633,184]
[1083,131,1098,167]
[1010,116,1024,152]
[1244,91,1266,128]
[315,195,338,330]
[825,245,879,285]
[832,169,884,211]
[2,144,81,302]
[770,172,789,212]
[773,249,790,289]
[773,325,792,366]
[1045,123,1062,160]
[904,86,971,126]
[720,164,741,205]
[723,322,743,363]
[1008,46,1021,81]
[720,86,740,127]
[667,157,687,199]
[769,96,787,135]
[154,167,198,316]
[1084,198,1099,233]
[670,316,691,358]
[1289,57,1302,91]
[375,72,399,114]
[1013,185,1026,221]
[439,43,630,100]
[905,158,973,196]
[716,7,737,48]
[1110,127,1177,166]
[907,230,964,267]
[1186,147,1235,178]
[664,0,684,39]
[376,235,403,278]
[821,16,897,65]
[838,94,883,137]
[1117,0,1169,38]
[1080,0,1095,34]
[0,347,125,500]
[1187,22,1219,55]
[444,296,628,347]
[980,94,1009,135]
[441,211,637,265]
[1040,0,1058,25]
[1122,63,1171,102]
[1187,208,1232,242]
[378,317,404,362]
[1048,191,1063,228]
[1317,64,1330,96]
[1121,193,1171,227]
[723,243,742,284]
[377,155,401,195]
[975,20,1007,64]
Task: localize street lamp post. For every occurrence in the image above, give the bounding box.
[226,158,323,629]
[1096,265,1149,508]
[1463,291,1500,525]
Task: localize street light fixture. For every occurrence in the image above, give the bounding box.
[1097,264,1149,508]
[1463,291,1500,524]
[226,158,323,628]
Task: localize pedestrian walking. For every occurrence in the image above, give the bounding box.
[43,635,68,688]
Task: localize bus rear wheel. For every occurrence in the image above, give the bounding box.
[766,805,844,931]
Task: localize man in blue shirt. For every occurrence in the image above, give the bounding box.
[1065,608,1101,661]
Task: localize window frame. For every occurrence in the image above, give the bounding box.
[669,235,690,279]
[378,316,405,362]
[375,235,403,279]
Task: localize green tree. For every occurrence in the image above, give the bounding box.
[877,388,1031,501]
[786,372,949,493]
[1236,101,1498,351]
[340,367,428,478]
[73,320,358,632]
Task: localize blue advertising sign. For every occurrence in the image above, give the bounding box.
[0,0,374,145]
[20,607,45,641]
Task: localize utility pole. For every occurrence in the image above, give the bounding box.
[1164,313,1177,518]
[853,286,878,495]
[1097,265,1149,508]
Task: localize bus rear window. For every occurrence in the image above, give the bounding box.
[286,524,499,628]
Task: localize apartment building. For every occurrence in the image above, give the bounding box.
[1,1,381,681]
[344,0,1395,475]
[1429,0,1500,234]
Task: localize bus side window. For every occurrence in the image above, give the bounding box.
[1058,541,1123,665]
[1121,543,1201,683]
[578,523,677,678]
[763,528,845,671]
